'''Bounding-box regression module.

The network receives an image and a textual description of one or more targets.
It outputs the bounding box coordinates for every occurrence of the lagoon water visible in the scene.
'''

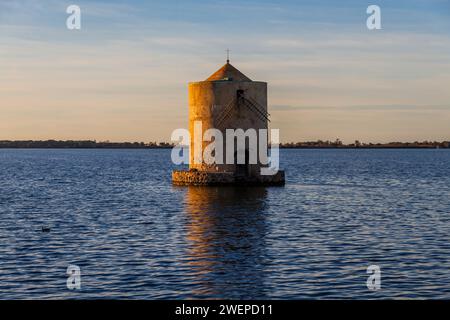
[1,149,450,299]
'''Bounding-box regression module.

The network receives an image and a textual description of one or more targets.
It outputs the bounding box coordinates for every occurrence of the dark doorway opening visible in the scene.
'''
[234,149,250,177]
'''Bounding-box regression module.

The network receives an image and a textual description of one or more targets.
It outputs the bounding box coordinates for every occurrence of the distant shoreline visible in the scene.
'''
[0,140,449,149]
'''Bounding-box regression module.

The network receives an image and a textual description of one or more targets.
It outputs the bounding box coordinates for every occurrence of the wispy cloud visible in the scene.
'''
[272,104,450,111]
[1,0,449,141]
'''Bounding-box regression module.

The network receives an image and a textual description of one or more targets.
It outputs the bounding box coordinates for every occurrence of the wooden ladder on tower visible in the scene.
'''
[215,96,270,131]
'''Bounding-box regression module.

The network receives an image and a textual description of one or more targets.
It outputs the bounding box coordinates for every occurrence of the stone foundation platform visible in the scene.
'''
[172,170,285,186]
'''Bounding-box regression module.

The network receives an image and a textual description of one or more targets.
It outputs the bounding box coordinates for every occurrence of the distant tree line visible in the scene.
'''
[0,140,174,149]
[280,139,450,149]
[0,139,449,149]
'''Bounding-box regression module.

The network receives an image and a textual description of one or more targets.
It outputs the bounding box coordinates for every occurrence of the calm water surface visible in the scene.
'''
[1,149,450,299]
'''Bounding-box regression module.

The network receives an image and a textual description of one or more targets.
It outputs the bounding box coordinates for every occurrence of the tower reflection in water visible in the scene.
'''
[182,186,269,299]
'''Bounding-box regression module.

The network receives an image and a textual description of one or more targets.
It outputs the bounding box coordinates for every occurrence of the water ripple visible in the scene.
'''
[0,149,450,299]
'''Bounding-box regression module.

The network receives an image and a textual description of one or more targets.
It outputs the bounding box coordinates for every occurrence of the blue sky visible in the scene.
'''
[1,0,449,142]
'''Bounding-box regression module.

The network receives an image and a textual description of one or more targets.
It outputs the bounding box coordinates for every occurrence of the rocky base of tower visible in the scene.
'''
[172,170,285,186]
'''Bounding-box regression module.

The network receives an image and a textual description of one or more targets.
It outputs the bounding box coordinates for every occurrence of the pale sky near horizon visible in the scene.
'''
[1,0,450,143]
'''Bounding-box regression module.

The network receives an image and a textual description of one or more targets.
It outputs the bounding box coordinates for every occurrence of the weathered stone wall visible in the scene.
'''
[172,170,285,186]
[172,170,235,186]
[188,80,268,177]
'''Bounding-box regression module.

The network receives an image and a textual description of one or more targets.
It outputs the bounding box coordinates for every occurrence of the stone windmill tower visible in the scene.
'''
[172,57,285,186]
